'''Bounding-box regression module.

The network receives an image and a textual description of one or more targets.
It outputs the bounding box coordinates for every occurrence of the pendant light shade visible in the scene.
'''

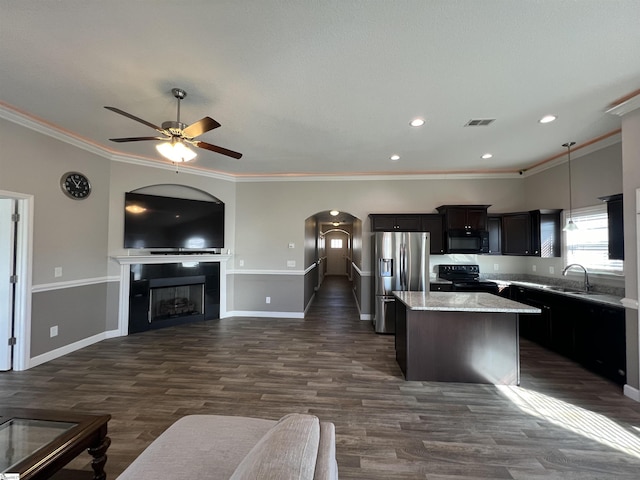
[562,141,577,232]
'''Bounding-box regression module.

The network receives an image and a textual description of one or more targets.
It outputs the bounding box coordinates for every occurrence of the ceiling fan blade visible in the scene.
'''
[182,117,222,138]
[104,106,164,133]
[108,136,166,143]
[194,141,243,159]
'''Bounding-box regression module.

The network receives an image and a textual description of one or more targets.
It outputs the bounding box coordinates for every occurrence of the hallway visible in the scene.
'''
[307,275,361,324]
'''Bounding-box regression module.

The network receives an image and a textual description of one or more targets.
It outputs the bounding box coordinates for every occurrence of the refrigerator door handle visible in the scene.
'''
[420,233,427,291]
[399,243,406,290]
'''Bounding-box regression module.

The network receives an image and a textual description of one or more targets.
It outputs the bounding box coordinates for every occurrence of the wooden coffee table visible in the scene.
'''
[0,408,111,480]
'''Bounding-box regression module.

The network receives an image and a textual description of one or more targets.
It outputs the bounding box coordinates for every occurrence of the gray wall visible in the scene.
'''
[519,142,625,285]
[622,109,640,391]
[0,118,112,356]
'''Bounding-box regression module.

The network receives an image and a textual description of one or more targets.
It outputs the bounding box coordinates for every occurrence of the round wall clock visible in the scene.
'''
[60,171,92,200]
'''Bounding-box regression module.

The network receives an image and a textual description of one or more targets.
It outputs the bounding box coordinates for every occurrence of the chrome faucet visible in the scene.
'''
[562,263,592,292]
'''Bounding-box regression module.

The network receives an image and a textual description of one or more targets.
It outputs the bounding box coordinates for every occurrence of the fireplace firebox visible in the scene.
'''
[149,276,205,322]
[129,263,220,334]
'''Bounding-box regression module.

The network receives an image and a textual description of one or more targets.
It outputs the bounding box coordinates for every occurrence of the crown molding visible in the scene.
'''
[606,89,640,116]
[0,102,616,183]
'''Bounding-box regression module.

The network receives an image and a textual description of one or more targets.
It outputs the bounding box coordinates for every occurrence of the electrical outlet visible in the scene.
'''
[54,267,62,277]
[549,266,555,274]
[287,260,296,267]
[288,243,295,249]
[265,296,271,304]
[532,265,537,272]
[493,264,499,271]
[50,326,58,337]
[239,260,244,267]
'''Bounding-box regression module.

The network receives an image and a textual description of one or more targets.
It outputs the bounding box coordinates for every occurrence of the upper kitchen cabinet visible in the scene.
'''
[369,214,422,232]
[487,215,502,255]
[599,194,624,260]
[421,214,445,254]
[502,209,561,257]
[436,205,490,231]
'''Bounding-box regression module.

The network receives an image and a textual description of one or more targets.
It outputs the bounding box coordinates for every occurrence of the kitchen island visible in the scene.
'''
[394,291,540,385]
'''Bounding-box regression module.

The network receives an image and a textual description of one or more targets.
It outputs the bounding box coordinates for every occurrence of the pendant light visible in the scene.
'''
[563,141,578,231]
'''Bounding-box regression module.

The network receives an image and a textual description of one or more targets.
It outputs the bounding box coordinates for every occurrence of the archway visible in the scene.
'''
[304,210,367,318]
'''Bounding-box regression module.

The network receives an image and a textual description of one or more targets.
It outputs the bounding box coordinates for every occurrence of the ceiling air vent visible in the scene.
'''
[464,119,495,127]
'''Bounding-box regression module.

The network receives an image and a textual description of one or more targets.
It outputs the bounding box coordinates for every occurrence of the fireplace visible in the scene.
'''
[149,276,205,323]
[128,262,220,334]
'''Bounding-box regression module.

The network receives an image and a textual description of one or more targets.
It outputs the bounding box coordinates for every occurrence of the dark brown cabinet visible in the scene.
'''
[370,213,445,254]
[370,214,422,232]
[502,213,532,255]
[487,215,502,255]
[599,194,624,260]
[502,210,561,257]
[421,214,445,254]
[436,205,489,231]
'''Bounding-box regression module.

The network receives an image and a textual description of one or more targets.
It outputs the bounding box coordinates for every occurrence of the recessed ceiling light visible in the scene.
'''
[390,154,400,161]
[330,210,339,216]
[539,115,557,124]
[410,118,425,127]
[481,153,493,159]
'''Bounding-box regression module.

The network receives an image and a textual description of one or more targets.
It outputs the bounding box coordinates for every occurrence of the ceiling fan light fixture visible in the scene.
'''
[156,140,197,163]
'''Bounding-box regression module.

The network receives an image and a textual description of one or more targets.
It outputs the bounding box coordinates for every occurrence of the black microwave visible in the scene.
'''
[445,230,489,254]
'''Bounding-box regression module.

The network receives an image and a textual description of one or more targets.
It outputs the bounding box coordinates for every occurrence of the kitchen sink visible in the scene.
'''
[542,286,578,293]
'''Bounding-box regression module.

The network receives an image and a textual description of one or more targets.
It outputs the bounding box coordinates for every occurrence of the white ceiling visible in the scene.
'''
[2,1,639,178]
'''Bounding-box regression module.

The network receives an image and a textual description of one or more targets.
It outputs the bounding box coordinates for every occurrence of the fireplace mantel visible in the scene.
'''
[112,254,231,336]
[113,254,231,265]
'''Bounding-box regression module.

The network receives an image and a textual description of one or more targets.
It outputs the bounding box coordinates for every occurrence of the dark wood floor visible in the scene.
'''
[2,275,640,479]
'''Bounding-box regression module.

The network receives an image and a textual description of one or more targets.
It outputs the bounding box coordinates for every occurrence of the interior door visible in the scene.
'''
[326,231,348,275]
[0,199,16,371]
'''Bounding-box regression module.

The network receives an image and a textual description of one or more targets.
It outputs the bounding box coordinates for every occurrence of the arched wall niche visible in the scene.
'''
[131,184,223,203]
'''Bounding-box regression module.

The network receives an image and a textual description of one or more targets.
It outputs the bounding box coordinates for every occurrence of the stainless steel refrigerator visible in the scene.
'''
[373,231,430,334]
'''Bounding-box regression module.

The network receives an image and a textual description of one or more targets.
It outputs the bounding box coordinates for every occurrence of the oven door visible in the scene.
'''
[453,281,499,293]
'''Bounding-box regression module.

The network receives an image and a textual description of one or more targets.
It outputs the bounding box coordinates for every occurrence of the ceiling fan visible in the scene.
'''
[104,88,242,162]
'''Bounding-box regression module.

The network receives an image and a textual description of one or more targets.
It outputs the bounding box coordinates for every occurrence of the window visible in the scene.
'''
[330,238,343,249]
[564,204,623,274]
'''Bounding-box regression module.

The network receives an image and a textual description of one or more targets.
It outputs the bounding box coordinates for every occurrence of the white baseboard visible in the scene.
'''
[29,329,121,368]
[224,311,305,319]
[623,384,640,402]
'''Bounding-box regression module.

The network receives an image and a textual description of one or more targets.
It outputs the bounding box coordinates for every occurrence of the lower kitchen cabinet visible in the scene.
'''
[512,286,551,348]
[574,303,626,385]
[512,285,626,385]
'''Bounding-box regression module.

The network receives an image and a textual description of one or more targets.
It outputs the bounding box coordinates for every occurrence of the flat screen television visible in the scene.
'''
[124,192,224,250]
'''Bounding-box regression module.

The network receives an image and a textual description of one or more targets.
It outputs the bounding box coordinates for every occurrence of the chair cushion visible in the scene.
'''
[314,422,338,480]
[116,415,277,480]
[229,413,320,480]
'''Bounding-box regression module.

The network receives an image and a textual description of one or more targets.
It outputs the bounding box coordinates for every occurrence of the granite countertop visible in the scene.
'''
[394,291,541,314]
[489,279,624,308]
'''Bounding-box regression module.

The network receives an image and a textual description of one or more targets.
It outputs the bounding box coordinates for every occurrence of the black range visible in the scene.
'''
[436,264,499,293]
